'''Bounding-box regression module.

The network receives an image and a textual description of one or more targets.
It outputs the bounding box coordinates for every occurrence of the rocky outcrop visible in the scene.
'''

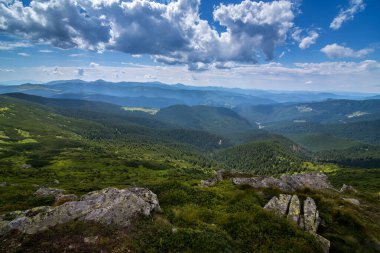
[200,178,218,187]
[233,176,291,191]
[339,184,358,194]
[0,187,160,235]
[233,172,333,192]
[200,170,224,187]
[35,187,66,198]
[264,194,329,253]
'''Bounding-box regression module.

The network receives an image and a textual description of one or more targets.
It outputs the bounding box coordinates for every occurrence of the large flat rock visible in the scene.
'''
[0,187,160,235]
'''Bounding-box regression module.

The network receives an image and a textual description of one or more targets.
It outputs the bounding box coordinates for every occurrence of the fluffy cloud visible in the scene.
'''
[0,0,296,69]
[330,0,366,30]
[17,52,29,56]
[321,43,373,58]
[298,31,319,49]
[292,28,319,49]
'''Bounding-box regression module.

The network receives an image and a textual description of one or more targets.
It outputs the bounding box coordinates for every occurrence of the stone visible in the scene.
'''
[233,172,333,192]
[264,194,292,216]
[0,182,7,187]
[339,184,358,194]
[232,177,292,191]
[287,195,301,224]
[313,233,331,253]
[343,198,360,206]
[21,164,32,169]
[83,236,98,244]
[35,187,66,198]
[0,187,160,235]
[304,197,320,233]
[200,178,218,187]
[200,170,224,187]
[280,172,333,191]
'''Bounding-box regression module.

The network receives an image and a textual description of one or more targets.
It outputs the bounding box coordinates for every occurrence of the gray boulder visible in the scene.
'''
[313,233,331,253]
[339,184,358,194]
[233,172,333,192]
[200,170,224,187]
[0,187,160,235]
[200,178,218,187]
[280,173,333,191]
[35,187,66,198]
[232,176,292,191]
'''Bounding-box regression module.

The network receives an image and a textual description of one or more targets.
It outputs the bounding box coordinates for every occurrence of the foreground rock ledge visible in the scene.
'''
[0,187,161,235]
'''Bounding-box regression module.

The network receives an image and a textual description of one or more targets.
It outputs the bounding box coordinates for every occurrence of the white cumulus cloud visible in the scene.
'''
[292,28,319,49]
[321,43,373,58]
[330,0,366,30]
[0,0,296,70]
[299,31,319,49]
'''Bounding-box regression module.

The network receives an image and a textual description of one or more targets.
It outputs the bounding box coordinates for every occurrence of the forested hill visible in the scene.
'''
[155,105,254,135]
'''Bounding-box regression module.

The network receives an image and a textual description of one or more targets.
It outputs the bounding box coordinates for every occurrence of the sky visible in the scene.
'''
[0,0,379,92]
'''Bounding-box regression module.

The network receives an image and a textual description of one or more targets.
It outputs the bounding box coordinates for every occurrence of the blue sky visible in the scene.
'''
[0,0,379,92]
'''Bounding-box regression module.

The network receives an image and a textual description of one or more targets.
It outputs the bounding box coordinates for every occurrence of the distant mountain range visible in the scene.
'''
[0,79,377,108]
